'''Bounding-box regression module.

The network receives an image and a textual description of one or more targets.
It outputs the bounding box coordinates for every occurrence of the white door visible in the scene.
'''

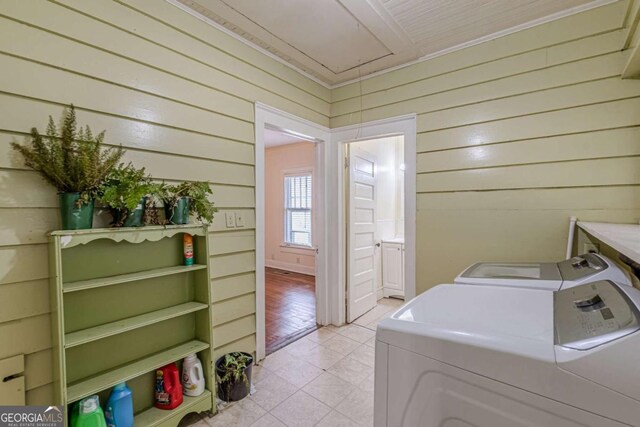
[347,145,378,322]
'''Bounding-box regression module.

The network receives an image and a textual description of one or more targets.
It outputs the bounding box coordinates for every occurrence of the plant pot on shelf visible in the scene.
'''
[112,197,147,227]
[164,197,190,225]
[216,352,253,402]
[59,192,94,230]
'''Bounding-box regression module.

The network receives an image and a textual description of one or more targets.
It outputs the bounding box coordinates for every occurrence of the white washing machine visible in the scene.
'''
[454,252,631,290]
[374,281,640,427]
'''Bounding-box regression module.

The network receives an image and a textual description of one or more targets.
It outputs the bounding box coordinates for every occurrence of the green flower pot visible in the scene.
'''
[164,197,190,225]
[113,197,147,227]
[59,192,94,230]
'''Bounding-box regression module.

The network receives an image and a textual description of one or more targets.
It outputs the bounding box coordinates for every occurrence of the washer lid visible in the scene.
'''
[377,284,555,361]
[455,262,562,290]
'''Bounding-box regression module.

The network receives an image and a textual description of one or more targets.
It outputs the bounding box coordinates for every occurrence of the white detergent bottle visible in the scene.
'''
[182,354,205,396]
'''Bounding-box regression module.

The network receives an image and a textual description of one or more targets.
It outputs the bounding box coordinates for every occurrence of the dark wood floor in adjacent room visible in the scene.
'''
[266,267,317,355]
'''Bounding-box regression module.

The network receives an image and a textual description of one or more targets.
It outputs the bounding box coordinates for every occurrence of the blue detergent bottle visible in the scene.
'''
[104,383,134,427]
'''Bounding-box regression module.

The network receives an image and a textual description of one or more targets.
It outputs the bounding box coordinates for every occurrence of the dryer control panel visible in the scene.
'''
[558,253,608,282]
[554,280,640,350]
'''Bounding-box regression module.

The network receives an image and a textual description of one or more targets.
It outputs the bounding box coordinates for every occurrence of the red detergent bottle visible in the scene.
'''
[154,363,183,410]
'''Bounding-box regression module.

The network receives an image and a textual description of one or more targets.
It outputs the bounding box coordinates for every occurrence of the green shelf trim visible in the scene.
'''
[67,340,210,403]
[50,225,208,249]
[134,390,212,427]
[65,302,209,348]
[63,264,208,293]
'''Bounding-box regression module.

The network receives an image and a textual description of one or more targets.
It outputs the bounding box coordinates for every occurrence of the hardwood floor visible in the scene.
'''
[266,267,317,354]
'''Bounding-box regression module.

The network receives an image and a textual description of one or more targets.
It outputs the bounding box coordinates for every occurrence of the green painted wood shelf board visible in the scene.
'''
[50,225,208,249]
[65,302,209,348]
[63,264,208,293]
[67,340,209,403]
[134,390,212,427]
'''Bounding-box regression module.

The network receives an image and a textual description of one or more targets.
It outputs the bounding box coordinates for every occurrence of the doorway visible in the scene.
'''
[345,136,406,323]
[329,114,417,326]
[263,129,318,354]
[255,103,331,361]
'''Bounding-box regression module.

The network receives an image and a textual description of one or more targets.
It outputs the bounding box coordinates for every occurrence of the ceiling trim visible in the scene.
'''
[167,0,618,90]
[331,0,619,88]
[165,0,333,88]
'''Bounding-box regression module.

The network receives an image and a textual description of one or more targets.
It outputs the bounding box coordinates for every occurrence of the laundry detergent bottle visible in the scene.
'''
[74,395,107,427]
[155,363,183,410]
[181,354,205,397]
[104,382,133,427]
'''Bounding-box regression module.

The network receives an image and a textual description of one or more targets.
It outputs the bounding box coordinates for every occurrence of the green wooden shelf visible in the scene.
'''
[63,264,208,293]
[67,340,210,403]
[134,390,213,427]
[50,226,215,425]
[65,302,209,348]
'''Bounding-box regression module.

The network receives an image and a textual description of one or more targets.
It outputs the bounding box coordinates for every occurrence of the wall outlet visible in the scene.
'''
[583,242,600,254]
[235,211,246,227]
[225,212,236,228]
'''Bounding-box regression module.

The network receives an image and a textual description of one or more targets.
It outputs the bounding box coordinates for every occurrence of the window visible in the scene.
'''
[284,173,312,247]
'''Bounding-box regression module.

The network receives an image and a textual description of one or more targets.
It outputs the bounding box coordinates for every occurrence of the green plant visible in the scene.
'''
[10,105,124,206]
[217,352,251,394]
[160,181,218,223]
[99,163,153,226]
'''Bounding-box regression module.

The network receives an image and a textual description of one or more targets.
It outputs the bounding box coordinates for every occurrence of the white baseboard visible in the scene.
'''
[266,259,316,276]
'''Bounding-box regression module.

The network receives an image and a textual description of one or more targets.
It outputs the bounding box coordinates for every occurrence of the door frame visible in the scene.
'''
[255,103,331,361]
[330,115,417,325]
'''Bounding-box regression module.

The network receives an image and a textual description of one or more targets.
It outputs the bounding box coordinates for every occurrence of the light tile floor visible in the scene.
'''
[184,298,404,427]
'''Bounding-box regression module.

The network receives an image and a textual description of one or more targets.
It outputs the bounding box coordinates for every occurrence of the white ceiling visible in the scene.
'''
[177,0,609,86]
[264,128,310,148]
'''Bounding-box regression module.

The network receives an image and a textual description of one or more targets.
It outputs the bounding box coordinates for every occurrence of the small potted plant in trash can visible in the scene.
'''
[10,104,124,230]
[99,163,153,227]
[159,181,217,225]
[216,352,254,401]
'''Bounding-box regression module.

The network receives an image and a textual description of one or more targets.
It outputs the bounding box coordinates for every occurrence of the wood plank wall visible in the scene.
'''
[331,0,640,294]
[2,0,640,406]
[0,0,329,405]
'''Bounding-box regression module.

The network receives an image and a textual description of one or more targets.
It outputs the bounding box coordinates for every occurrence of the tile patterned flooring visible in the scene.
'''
[184,297,404,427]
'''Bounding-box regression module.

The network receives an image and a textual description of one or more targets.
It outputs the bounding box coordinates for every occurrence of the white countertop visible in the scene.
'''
[577,221,640,264]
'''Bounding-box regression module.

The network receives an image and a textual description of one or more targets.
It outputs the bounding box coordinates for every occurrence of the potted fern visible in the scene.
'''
[11,105,124,230]
[99,163,153,227]
[215,352,254,402]
[159,181,218,225]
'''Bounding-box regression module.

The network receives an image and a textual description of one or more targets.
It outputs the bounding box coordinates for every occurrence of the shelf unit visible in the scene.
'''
[49,225,215,426]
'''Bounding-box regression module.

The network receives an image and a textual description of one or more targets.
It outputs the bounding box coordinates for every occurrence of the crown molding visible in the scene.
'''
[167,0,618,90]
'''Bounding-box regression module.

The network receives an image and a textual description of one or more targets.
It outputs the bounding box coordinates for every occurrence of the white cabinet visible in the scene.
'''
[382,241,404,298]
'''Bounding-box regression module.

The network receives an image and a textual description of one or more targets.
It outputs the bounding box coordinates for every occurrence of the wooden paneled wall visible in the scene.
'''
[0,0,329,404]
[2,0,640,406]
[332,0,640,294]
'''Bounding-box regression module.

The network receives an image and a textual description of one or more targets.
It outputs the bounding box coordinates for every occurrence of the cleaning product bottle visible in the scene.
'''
[104,382,133,427]
[74,395,107,427]
[181,354,205,397]
[70,402,80,427]
[183,234,194,266]
[155,363,183,410]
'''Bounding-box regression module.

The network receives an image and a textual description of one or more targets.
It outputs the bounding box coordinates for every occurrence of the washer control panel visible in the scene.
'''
[558,253,607,282]
[554,280,640,350]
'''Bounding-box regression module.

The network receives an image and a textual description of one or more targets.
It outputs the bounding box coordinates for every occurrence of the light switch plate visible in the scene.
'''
[225,212,236,228]
[235,211,245,227]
